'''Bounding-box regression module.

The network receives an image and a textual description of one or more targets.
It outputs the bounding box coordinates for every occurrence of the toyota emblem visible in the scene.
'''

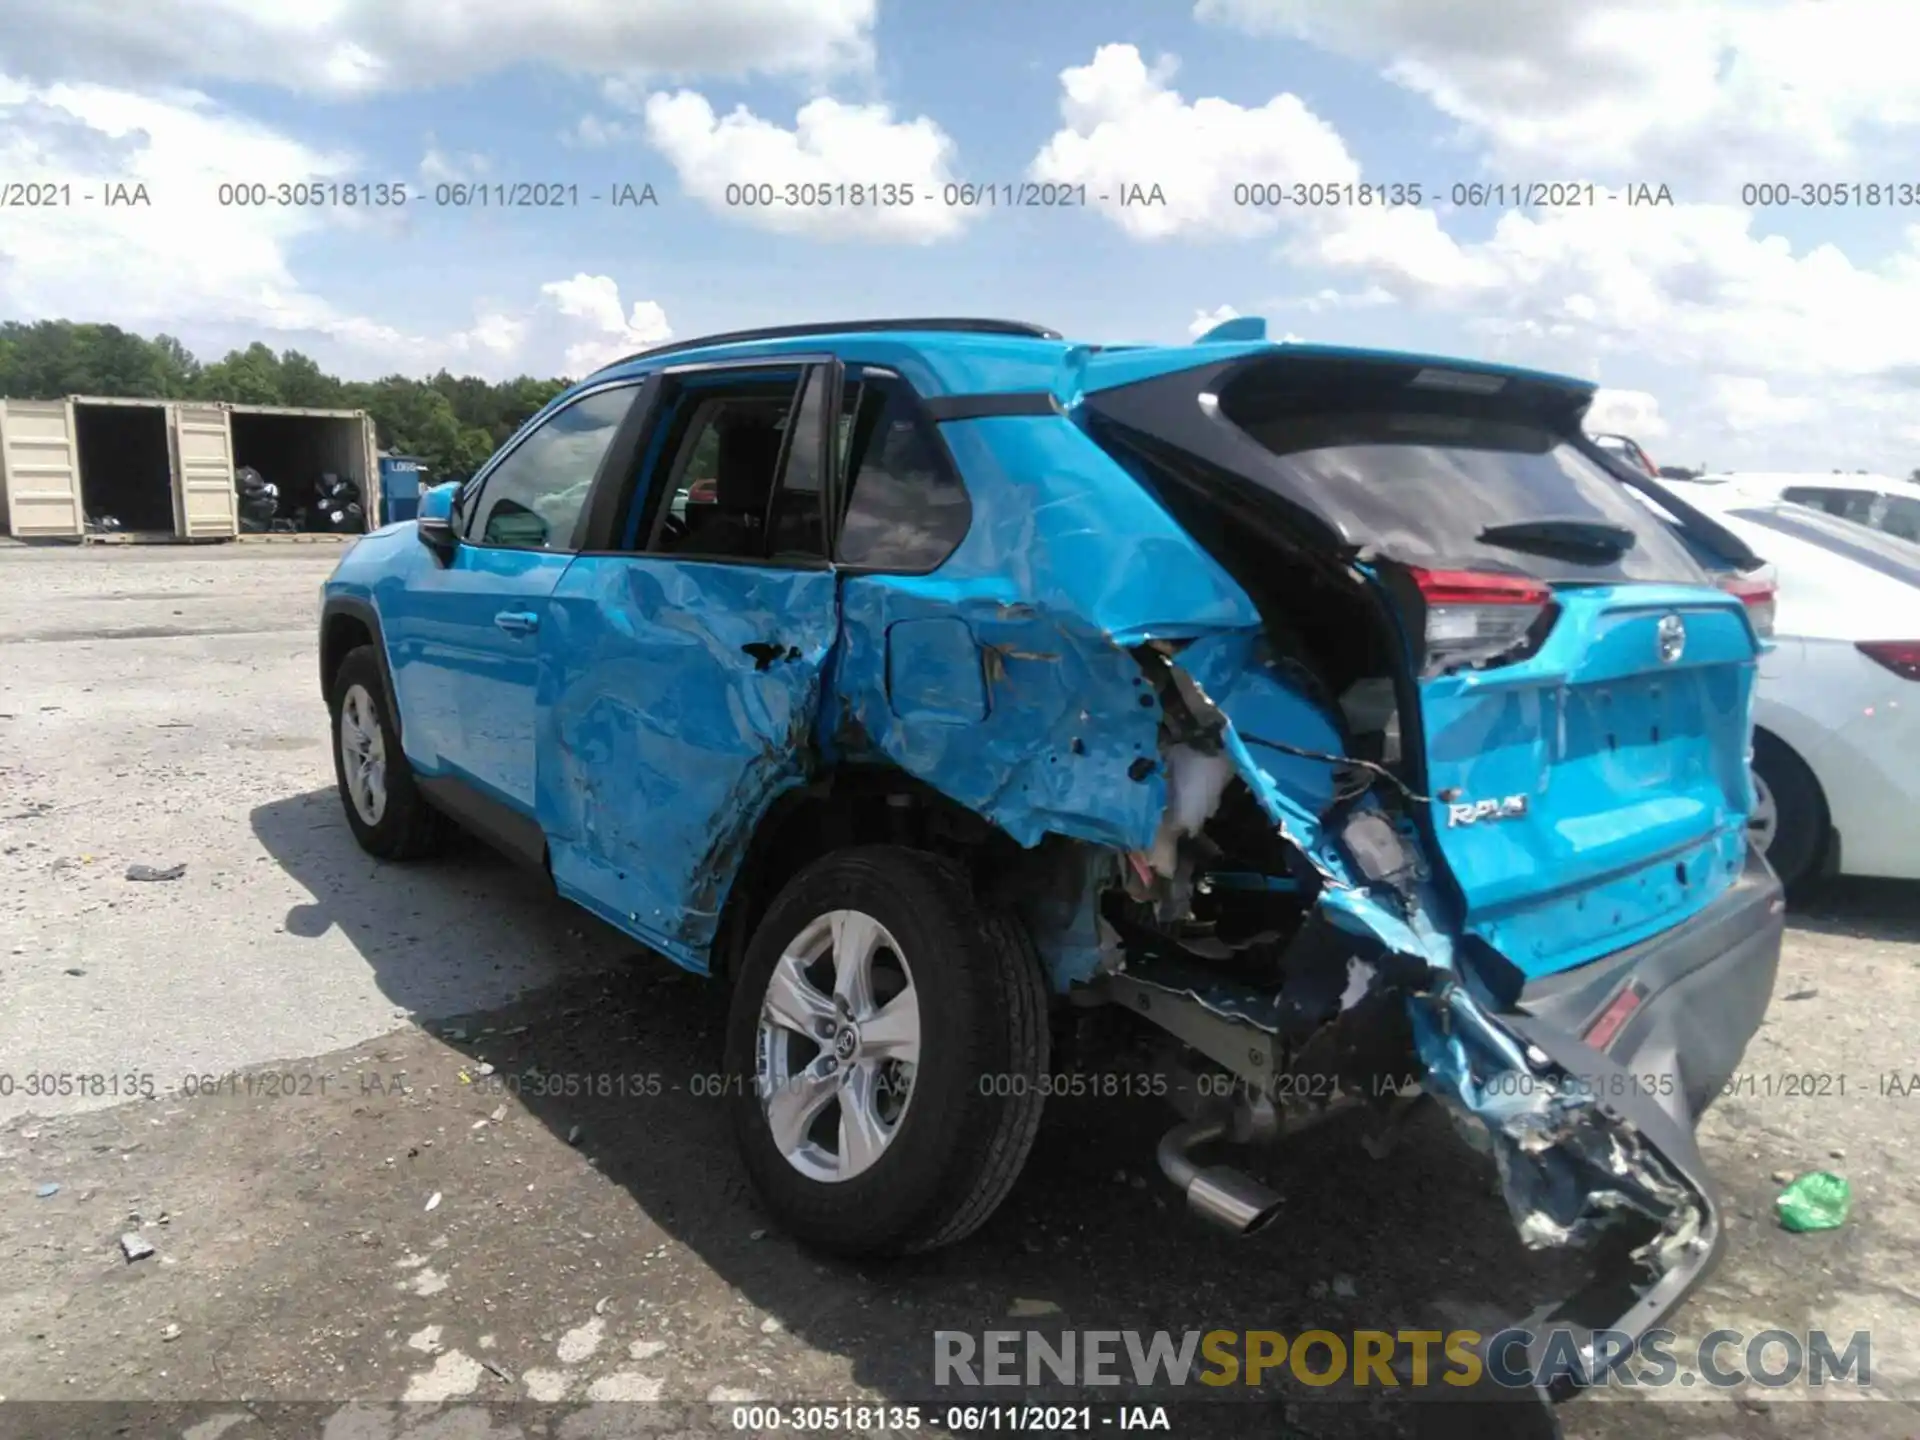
[1656,614,1686,664]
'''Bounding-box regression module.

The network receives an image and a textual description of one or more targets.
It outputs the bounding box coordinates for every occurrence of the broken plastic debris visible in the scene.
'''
[424,1191,442,1212]
[120,1233,156,1261]
[125,863,186,882]
[34,1182,60,1199]
[1776,1171,1850,1232]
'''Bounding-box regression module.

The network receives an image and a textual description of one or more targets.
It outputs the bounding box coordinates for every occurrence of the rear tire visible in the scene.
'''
[1750,730,1827,893]
[329,645,446,860]
[724,846,1049,1256]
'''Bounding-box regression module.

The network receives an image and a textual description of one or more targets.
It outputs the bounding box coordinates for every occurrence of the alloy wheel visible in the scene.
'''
[338,683,389,827]
[754,909,921,1183]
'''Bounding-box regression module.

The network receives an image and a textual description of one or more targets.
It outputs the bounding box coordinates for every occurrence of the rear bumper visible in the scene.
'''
[1475,849,1786,1402]
[1516,847,1786,1126]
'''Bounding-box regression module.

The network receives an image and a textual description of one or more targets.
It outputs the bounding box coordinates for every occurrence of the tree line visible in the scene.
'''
[0,320,572,482]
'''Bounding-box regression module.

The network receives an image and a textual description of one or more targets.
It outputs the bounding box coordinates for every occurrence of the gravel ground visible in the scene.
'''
[2,541,1917,1440]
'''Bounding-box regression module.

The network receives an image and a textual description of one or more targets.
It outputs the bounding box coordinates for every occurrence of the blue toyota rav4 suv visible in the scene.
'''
[320,316,1782,1398]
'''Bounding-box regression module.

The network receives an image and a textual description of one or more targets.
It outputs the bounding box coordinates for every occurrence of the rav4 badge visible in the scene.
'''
[1446,795,1529,827]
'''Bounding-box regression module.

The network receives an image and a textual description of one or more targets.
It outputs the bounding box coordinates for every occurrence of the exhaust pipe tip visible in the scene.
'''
[1184,1165,1284,1236]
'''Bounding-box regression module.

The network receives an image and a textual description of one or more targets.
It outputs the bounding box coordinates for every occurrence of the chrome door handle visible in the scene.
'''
[493,610,539,634]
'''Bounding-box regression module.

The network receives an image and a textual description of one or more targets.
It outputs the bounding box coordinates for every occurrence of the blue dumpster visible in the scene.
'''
[378,456,428,526]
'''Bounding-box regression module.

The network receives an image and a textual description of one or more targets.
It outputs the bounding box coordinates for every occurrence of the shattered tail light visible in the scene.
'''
[1856,640,1920,681]
[1716,573,1776,639]
[1409,568,1553,674]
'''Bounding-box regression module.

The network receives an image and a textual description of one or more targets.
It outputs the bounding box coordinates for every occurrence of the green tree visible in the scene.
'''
[0,318,574,479]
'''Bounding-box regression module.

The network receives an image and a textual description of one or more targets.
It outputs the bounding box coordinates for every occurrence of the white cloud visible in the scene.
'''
[0,0,876,95]
[419,134,487,185]
[1301,202,1920,383]
[0,75,383,342]
[1194,0,1920,189]
[0,79,666,382]
[640,91,966,243]
[565,114,637,150]
[362,276,670,380]
[1295,285,1395,312]
[537,274,672,374]
[1293,196,1920,468]
[1585,387,1670,440]
[1189,304,1242,337]
[1028,44,1359,240]
[1703,375,1820,432]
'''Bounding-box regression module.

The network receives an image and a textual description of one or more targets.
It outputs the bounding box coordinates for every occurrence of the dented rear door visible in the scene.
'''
[537,362,841,967]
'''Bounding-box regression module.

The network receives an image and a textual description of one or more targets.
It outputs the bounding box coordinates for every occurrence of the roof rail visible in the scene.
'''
[590,317,1063,372]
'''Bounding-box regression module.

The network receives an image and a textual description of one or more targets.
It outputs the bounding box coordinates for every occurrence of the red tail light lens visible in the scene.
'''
[1716,574,1776,639]
[1857,641,1920,681]
[1409,568,1554,673]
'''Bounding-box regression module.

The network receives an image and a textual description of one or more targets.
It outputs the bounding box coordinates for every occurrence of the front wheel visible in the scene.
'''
[328,645,446,860]
[724,846,1049,1256]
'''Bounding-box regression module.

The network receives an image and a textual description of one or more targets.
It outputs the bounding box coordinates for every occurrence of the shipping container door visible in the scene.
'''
[359,414,382,528]
[170,404,236,537]
[0,399,83,537]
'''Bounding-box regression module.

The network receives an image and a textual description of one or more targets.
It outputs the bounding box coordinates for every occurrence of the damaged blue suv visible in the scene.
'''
[319,316,1782,1394]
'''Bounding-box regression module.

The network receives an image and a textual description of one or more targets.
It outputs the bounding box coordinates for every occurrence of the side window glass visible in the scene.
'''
[1883,496,1920,542]
[1782,487,1846,519]
[836,375,970,569]
[464,386,634,549]
[647,374,800,560]
[641,369,831,564]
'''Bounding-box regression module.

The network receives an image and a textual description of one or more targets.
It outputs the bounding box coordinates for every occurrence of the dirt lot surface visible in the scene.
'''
[2,542,1918,1440]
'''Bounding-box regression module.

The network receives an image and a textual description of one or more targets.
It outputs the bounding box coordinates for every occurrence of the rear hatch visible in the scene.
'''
[1080,347,1760,979]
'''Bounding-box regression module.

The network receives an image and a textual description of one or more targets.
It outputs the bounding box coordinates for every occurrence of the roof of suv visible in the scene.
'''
[581,316,1599,403]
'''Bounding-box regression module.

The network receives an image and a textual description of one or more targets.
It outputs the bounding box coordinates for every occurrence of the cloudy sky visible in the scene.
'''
[3,0,1917,472]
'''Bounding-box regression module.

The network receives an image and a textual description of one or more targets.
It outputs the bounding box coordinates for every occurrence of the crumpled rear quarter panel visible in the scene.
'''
[826,413,1262,852]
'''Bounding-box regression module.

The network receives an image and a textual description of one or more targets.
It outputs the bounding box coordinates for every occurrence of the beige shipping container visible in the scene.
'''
[224,403,381,537]
[0,397,380,539]
[171,403,238,537]
[0,398,84,537]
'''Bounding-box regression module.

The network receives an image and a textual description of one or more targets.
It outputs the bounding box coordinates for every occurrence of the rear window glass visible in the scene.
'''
[1222,406,1706,583]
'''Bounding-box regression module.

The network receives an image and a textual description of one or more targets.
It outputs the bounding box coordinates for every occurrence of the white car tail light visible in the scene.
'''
[1716,573,1776,639]
[1410,568,1554,674]
[1857,640,1920,680]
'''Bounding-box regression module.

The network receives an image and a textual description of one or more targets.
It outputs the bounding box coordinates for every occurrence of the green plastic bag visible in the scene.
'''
[1776,1171,1851,1232]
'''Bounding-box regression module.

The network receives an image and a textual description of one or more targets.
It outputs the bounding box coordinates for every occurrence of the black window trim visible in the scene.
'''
[830,364,975,577]
[456,377,648,553]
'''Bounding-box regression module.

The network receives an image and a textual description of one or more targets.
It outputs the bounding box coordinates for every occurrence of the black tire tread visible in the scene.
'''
[908,870,1049,1252]
[1752,729,1826,894]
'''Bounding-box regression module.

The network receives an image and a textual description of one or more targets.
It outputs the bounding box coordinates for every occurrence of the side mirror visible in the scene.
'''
[416,480,463,560]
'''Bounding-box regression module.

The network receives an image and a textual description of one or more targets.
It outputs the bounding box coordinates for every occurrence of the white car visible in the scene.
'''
[1643,482,1920,888]
[1690,470,1920,546]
